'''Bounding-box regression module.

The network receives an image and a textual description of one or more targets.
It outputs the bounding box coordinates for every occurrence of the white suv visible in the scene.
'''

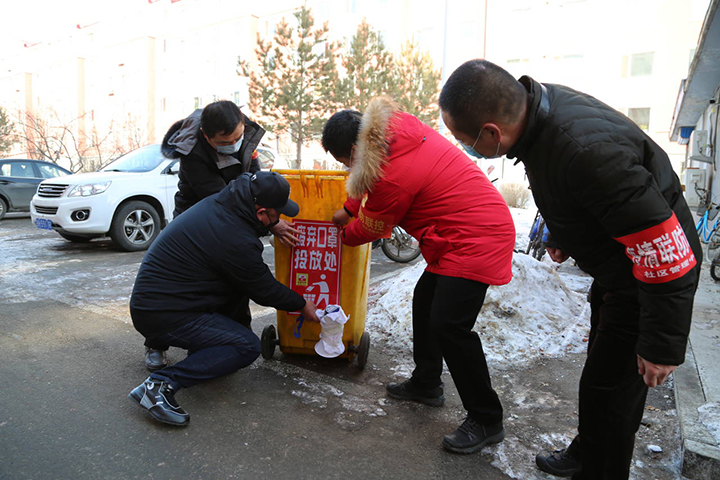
[31,145,178,251]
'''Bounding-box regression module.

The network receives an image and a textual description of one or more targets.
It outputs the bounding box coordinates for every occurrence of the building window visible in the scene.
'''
[628,108,650,131]
[233,91,240,105]
[194,97,201,109]
[630,52,654,77]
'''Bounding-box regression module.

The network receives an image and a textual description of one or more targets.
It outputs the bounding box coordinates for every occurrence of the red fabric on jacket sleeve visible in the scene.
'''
[341,183,413,247]
[343,197,361,217]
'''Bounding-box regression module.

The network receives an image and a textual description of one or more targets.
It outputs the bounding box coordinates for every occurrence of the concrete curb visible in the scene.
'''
[675,261,720,480]
[675,343,720,479]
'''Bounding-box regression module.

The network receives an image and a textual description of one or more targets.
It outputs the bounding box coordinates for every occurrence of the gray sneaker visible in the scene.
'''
[129,377,189,426]
[386,379,444,407]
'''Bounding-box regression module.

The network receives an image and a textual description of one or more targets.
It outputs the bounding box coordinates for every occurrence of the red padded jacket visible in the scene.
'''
[342,97,515,286]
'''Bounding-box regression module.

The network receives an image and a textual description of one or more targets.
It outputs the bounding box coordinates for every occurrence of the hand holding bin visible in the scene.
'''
[260,170,372,369]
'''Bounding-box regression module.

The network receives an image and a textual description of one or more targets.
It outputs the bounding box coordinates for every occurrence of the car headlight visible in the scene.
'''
[67,181,112,197]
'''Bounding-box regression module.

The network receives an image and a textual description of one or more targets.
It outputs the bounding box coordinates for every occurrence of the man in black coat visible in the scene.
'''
[149,101,298,371]
[128,171,319,426]
[439,60,702,479]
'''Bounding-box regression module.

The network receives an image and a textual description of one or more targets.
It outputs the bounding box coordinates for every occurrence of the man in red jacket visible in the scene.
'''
[321,98,516,454]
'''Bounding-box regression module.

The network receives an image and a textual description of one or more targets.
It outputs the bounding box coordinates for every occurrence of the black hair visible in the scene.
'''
[321,110,363,158]
[439,59,527,137]
[200,100,244,138]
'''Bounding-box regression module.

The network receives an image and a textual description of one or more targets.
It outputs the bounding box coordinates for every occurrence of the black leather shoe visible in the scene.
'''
[386,379,444,407]
[128,377,189,426]
[535,447,582,477]
[442,417,505,454]
[145,348,167,371]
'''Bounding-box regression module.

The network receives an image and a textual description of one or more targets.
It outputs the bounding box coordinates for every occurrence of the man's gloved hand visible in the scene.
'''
[269,219,300,248]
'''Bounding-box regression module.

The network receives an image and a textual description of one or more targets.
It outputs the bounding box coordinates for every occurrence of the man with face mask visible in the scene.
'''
[440,59,702,479]
[128,171,320,426]
[162,100,264,217]
[152,101,299,372]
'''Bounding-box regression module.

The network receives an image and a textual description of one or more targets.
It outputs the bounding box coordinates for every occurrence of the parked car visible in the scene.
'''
[0,159,72,220]
[30,144,178,251]
[257,145,279,170]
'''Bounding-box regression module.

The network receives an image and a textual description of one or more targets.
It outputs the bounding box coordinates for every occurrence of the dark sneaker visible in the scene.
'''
[145,348,168,372]
[442,417,505,454]
[128,377,189,426]
[386,379,444,407]
[535,447,582,477]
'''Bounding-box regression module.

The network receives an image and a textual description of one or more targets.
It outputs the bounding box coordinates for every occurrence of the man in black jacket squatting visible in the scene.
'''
[128,171,319,426]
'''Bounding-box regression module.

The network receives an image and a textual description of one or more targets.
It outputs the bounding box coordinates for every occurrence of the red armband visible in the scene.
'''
[614,213,697,284]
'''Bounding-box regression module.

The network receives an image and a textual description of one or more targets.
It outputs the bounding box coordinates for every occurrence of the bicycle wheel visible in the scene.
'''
[381,227,421,263]
[531,220,547,260]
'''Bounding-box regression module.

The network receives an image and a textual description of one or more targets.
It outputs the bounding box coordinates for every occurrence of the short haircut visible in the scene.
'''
[321,110,363,158]
[201,100,244,138]
[439,59,527,137]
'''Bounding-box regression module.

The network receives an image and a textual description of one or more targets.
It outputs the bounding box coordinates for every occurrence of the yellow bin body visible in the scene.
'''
[273,170,371,359]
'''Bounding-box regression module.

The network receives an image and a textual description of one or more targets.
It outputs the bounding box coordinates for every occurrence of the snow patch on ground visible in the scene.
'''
[698,402,720,444]
[366,206,592,368]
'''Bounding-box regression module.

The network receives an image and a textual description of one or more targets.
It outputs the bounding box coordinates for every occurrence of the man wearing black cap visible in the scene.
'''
[128,171,319,426]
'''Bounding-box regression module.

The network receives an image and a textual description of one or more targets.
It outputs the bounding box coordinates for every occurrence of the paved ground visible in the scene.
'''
[0,214,689,479]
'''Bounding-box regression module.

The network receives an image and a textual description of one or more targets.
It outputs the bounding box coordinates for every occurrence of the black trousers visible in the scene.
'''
[411,271,503,425]
[573,282,648,480]
[145,296,252,350]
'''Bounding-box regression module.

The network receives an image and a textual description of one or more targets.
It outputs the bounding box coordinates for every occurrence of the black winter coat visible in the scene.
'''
[507,76,702,366]
[130,173,305,337]
[162,111,265,216]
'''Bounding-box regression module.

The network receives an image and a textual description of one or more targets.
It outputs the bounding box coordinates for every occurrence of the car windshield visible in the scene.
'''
[101,145,165,173]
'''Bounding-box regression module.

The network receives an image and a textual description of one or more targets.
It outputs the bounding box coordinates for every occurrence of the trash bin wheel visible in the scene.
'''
[261,324,277,360]
[357,332,370,369]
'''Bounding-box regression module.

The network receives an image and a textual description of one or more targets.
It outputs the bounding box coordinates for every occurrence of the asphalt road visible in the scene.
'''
[0,214,684,480]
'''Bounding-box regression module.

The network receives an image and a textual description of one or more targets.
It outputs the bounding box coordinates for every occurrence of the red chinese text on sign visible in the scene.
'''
[289,220,342,312]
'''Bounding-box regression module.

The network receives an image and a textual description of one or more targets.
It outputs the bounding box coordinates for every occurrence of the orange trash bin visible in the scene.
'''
[260,169,372,368]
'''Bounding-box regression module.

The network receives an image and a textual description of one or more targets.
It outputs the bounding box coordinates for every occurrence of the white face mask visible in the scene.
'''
[216,135,243,154]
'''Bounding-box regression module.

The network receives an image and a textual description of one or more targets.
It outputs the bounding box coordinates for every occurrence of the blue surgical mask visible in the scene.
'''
[460,129,501,159]
[216,136,243,154]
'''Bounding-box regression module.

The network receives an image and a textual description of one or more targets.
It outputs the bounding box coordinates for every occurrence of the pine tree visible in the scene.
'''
[335,20,395,112]
[0,106,14,155]
[239,5,338,168]
[391,40,441,128]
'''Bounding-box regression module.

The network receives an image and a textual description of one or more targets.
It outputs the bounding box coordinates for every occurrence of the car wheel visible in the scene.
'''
[0,198,7,220]
[58,232,93,243]
[110,201,161,252]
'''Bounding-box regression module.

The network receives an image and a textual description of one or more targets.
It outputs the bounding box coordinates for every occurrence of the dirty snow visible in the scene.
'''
[366,207,593,367]
[698,402,720,444]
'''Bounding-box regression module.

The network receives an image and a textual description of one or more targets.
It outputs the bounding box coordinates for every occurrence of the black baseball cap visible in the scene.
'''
[250,171,299,217]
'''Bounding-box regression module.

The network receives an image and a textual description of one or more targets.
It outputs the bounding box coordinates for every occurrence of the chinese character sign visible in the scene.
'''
[616,213,697,284]
[290,220,342,311]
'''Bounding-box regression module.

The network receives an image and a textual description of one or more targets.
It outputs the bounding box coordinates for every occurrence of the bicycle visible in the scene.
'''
[694,183,720,281]
[525,210,550,261]
[372,225,422,263]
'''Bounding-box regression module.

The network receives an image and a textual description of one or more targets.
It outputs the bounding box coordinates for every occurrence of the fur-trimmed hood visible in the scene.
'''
[347,96,426,199]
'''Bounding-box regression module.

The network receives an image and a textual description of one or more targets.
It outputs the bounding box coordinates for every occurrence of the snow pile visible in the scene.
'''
[366,207,593,366]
